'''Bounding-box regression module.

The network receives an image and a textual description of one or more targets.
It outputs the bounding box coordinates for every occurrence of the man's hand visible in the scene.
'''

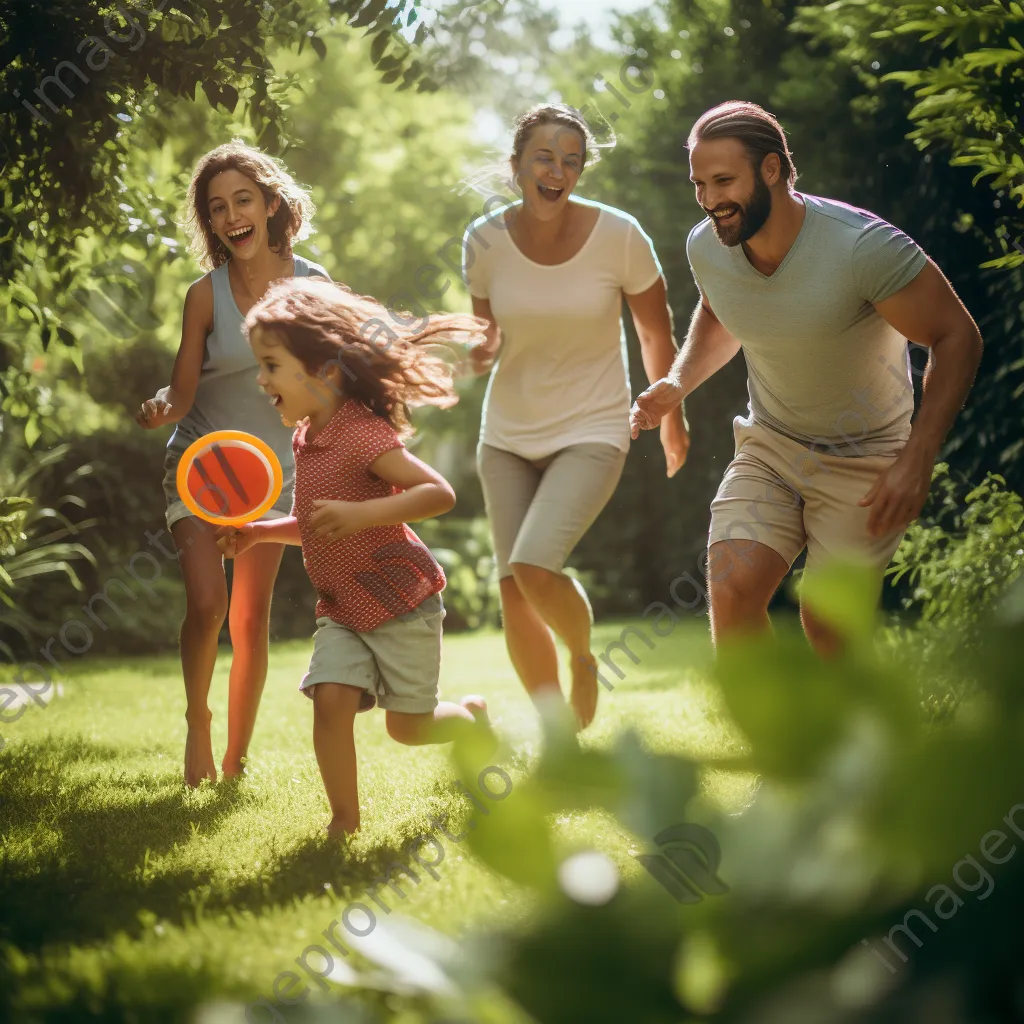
[136,386,174,429]
[660,410,691,479]
[310,500,371,541]
[216,523,261,558]
[630,378,685,439]
[859,451,934,537]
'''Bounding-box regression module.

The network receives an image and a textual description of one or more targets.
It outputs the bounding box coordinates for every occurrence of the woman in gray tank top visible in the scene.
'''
[136,142,329,787]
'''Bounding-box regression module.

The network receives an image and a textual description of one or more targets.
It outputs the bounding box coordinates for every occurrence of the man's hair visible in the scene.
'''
[687,101,798,188]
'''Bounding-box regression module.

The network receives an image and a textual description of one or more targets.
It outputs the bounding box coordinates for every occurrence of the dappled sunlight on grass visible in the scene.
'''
[0,618,743,1018]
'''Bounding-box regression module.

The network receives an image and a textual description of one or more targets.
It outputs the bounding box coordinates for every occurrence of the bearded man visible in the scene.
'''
[630,101,983,654]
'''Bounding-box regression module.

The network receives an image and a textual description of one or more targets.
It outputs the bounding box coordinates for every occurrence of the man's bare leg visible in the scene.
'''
[707,539,789,647]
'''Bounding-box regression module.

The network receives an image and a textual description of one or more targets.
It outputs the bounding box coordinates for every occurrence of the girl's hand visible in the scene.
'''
[660,409,691,479]
[136,386,174,429]
[216,523,260,558]
[310,500,370,541]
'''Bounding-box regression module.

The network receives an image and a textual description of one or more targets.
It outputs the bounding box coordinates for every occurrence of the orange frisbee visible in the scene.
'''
[176,430,283,527]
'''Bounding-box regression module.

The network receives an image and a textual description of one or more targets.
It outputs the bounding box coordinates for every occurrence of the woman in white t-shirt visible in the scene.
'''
[462,104,689,730]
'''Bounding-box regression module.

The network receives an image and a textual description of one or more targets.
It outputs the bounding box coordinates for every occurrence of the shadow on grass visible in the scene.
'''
[0,735,238,952]
[0,735,472,954]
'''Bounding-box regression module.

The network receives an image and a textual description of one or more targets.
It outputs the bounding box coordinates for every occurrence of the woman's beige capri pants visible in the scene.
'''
[477,441,627,580]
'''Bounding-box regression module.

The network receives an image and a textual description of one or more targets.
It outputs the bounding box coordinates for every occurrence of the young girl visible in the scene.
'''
[136,141,330,787]
[218,277,494,838]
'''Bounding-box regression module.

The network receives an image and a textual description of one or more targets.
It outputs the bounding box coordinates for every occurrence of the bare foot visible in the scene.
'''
[326,815,358,840]
[570,654,599,731]
[221,756,247,780]
[184,724,217,787]
[460,694,498,759]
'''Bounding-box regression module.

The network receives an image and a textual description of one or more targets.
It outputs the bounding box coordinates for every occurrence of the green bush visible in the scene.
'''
[415,516,501,632]
[413,562,1024,1024]
[0,444,98,660]
[889,465,1024,638]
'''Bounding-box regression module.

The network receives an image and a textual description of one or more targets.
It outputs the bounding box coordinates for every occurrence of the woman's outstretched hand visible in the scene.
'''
[660,412,691,479]
[136,386,174,429]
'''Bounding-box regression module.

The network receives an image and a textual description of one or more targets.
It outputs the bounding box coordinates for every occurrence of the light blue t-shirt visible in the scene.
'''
[168,254,330,506]
[687,193,928,456]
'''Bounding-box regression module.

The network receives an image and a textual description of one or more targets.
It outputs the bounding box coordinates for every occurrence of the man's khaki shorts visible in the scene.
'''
[708,418,906,574]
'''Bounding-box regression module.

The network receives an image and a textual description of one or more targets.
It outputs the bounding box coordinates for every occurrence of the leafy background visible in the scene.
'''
[0,2,1022,1019]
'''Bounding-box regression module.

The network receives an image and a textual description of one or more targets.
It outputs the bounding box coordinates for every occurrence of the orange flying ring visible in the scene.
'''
[176,430,284,527]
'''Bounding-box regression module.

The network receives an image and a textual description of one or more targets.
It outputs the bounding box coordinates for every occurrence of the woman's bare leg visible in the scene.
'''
[311,683,363,837]
[509,563,597,728]
[497,575,565,710]
[170,517,229,787]
[222,541,285,777]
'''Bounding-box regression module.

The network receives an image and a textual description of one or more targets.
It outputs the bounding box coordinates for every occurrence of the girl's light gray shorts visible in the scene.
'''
[477,441,627,581]
[299,592,445,715]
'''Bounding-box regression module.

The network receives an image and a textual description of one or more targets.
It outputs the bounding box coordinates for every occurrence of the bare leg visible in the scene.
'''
[171,517,229,787]
[707,540,790,648]
[510,563,597,728]
[497,575,565,711]
[222,541,285,778]
[799,603,845,658]
[311,683,363,838]
[385,696,496,757]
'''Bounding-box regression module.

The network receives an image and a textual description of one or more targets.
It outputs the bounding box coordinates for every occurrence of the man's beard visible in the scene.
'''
[708,175,773,247]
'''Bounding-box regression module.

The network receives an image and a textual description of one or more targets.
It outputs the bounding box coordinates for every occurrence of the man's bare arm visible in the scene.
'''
[859,259,983,536]
[630,294,742,437]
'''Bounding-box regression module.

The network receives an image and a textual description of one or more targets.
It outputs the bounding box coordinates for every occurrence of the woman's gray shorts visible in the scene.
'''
[161,446,293,531]
[477,442,627,581]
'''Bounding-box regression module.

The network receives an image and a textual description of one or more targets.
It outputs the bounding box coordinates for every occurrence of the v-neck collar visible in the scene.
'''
[736,193,811,283]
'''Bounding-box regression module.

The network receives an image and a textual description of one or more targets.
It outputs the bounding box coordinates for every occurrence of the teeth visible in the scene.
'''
[228,226,253,238]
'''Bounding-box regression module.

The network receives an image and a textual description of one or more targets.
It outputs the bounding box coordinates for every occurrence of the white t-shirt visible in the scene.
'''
[462,198,663,460]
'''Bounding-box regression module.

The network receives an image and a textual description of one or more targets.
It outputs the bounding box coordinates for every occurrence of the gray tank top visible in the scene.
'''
[168,255,329,505]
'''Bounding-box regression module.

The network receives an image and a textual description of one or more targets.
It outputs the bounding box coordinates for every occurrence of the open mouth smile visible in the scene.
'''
[538,183,565,202]
[226,225,255,247]
[711,208,739,226]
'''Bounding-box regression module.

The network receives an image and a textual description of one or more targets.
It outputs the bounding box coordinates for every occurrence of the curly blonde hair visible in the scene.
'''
[183,140,316,270]
[245,278,487,437]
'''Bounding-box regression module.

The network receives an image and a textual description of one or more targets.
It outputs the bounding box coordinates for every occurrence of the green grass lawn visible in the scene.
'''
[0,618,754,1022]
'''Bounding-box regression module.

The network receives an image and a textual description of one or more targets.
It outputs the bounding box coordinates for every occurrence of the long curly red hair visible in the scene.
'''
[244,278,486,436]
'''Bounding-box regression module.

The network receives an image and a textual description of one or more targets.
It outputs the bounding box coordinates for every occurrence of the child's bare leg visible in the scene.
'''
[171,518,229,787]
[222,542,285,778]
[312,683,364,837]
[385,696,495,752]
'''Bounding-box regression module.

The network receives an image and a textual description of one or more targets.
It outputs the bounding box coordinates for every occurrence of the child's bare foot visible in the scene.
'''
[460,695,499,760]
[570,654,599,731]
[184,724,217,787]
[326,814,358,840]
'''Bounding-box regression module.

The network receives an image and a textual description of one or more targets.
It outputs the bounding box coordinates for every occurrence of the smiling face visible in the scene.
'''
[207,168,281,260]
[512,121,585,220]
[250,326,340,428]
[689,137,775,247]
